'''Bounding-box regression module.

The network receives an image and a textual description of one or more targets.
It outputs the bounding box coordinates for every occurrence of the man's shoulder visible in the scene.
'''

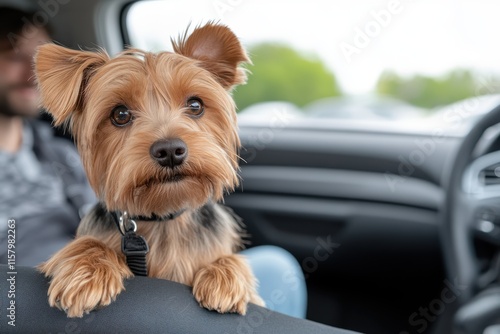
[26,118,97,213]
[28,119,77,152]
[27,119,83,173]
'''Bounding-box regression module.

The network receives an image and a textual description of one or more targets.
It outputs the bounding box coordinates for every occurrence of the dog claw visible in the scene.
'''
[38,236,132,318]
[192,255,260,315]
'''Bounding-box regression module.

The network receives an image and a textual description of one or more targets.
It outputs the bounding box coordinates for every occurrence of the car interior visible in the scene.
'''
[1,0,500,333]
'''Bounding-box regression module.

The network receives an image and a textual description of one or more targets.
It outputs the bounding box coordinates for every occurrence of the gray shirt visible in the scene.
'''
[0,121,96,266]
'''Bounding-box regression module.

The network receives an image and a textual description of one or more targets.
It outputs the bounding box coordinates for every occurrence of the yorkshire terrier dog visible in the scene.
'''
[34,23,264,318]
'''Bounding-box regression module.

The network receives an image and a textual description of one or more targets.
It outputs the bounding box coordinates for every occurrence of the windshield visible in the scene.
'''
[125,0,500,128]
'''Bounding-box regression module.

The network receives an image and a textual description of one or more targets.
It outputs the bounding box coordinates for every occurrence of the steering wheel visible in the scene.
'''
[442,104,500,332]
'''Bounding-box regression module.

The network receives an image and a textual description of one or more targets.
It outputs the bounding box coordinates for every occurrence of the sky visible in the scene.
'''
[127,0,500,95]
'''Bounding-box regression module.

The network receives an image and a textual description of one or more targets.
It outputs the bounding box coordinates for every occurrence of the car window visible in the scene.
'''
[125,0,500,127]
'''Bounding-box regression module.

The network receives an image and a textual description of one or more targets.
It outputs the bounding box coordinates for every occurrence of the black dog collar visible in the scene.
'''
[108,209,185,276]
[127,210,186,223]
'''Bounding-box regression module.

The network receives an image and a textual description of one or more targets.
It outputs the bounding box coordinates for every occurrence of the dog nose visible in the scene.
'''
[150,139,187,168]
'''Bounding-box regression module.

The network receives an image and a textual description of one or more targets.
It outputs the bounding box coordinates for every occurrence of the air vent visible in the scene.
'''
[480,163,500,186]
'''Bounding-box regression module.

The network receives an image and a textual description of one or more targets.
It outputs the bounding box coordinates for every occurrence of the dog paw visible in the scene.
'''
[192,255,261,315]
[38,236,132,318]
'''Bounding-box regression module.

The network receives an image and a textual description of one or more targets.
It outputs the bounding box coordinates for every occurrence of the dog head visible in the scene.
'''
[35,23,249,216]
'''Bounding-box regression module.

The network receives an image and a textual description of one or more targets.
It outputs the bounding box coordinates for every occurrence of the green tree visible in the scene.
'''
[376,69,491,109]
[233,43,341,111]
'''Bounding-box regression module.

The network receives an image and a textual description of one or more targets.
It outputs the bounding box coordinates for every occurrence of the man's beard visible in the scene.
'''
[0,83,40,118]
[0,93,19,117]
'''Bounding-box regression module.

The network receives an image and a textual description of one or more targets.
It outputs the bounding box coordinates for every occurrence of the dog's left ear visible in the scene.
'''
[172,23,249,90]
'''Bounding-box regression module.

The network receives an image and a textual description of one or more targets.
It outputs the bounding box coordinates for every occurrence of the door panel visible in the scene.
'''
[225,124,460,333]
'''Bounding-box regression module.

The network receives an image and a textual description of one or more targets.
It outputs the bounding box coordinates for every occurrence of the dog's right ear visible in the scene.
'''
[35,44,109,126]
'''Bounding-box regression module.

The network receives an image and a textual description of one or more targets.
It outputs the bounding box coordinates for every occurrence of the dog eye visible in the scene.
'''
[111,105,133,127]
[186,97,204,117]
